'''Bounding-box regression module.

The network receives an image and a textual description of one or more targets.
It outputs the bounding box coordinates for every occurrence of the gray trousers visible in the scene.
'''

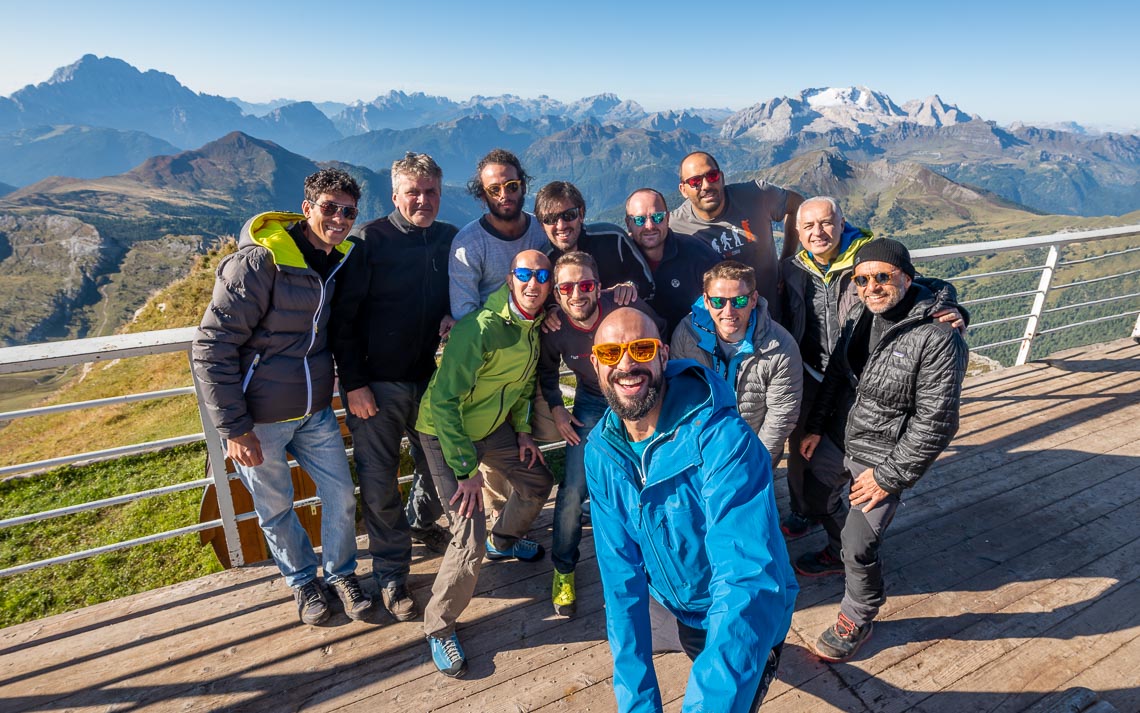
[421,422,554,638]
[808,451,902,627]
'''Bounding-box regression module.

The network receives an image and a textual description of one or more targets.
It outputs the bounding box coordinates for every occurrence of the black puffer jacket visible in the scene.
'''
[806,284,969,494]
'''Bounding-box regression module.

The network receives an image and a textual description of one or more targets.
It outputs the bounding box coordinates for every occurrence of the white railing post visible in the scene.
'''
[1132,313,1140,342]
[188,351,244,567]
[1017,244,1062,366]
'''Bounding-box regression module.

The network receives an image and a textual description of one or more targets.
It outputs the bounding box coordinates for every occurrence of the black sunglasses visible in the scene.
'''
[853,271,898,288]
[540,207,581,225]
[314,201,359,220]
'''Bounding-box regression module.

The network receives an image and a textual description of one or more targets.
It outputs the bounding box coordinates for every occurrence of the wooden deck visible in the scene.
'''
[4,339,1139,712]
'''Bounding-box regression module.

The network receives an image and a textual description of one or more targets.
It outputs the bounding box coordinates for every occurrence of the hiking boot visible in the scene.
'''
[329,575,372,621]
[815,613,873,662]
[293,580,330,625]
[794,549,845,577]
[410,524,452,554]
[552,570,576,617]
[381,582,419,622]
[781,511,816,537]
[427,633,468,678]
[485,536,545,562]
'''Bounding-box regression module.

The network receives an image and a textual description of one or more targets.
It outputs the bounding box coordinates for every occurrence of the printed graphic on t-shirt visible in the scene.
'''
[712,221,757,257]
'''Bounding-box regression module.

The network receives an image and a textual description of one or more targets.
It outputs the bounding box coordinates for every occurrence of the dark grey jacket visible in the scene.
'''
[192,212,353,439]
[806,284,969,494]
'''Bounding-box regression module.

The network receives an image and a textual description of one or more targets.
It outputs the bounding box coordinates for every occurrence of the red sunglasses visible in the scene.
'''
[682,169,722,189]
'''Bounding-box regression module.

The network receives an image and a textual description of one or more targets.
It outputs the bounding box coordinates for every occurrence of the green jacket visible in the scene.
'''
[416,284,543,478]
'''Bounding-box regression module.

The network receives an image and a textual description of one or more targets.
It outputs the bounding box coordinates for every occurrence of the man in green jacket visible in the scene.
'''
[416,249,556,678]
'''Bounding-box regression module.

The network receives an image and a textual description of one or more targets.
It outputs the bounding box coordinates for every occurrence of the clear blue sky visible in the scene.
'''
[3,0,1136,130]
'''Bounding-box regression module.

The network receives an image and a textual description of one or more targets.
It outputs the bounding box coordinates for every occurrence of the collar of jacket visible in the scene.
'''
[795,224,874,283]
[483,283,544,329]
[245,211,353,269]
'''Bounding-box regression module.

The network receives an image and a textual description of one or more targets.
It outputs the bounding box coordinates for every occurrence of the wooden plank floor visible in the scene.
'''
[3,339,1139,713]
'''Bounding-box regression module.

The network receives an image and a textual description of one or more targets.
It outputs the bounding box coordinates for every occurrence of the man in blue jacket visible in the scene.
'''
[584,308,799,712]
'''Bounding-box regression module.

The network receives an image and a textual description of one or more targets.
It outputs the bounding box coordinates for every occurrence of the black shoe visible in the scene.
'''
[329,574,372,621]
[781,511,816,537]
[794,549,845,577]
[411,524,452,554]
[815,613,873,662]
[293,580,330,625]
[381,582,419,622]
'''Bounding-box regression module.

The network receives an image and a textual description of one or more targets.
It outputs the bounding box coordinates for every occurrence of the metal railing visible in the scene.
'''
[1,224,1138,578]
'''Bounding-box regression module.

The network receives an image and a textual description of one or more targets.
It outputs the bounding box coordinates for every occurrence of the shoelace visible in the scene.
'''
[515,539,537,556]
[338,578,365,603]
[440,636,462,663]
[300,584,323,606]
[835,613,858,638]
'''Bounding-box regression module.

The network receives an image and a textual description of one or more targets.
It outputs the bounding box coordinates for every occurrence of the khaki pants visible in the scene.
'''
[480,396,561,517]
[421,422,554,638]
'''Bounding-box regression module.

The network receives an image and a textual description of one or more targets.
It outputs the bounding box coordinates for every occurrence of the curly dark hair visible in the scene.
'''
[304,168,361,204]
[466,148,532,202]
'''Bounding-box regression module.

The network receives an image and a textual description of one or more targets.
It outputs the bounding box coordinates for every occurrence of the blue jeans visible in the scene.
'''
[551,390,608,574]
[230,406,359,588]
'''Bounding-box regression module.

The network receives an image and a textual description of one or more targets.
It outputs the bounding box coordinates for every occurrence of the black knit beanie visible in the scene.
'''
[853,238,915,278]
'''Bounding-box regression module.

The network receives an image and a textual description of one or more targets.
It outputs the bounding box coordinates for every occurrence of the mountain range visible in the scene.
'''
[1,54,1139,347]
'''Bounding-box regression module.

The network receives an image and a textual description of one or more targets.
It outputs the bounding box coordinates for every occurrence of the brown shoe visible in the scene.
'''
[329,575,372,621]
[381,582,419,622]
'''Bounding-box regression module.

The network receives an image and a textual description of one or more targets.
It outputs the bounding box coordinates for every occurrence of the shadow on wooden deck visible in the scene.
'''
[3,339,1139,712]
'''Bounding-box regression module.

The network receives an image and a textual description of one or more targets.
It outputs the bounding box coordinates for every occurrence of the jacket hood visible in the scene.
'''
[241,211,353,269]
[795,223,874,281]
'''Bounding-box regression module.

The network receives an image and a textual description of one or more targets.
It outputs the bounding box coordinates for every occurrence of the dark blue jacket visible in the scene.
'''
[584,360,798,713]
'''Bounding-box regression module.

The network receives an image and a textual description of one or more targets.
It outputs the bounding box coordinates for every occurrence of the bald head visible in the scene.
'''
[595,307,661,347]
[510,249,552,272]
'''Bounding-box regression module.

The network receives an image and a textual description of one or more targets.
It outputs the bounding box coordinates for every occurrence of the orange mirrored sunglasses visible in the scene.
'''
[592,338,661,366]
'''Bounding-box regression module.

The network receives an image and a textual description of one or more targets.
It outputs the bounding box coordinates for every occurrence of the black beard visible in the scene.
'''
[487,199,522,222]
[601,367,664,422]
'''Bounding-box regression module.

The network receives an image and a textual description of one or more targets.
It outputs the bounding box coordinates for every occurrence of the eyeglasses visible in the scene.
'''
[555,279,598,296]
[314,201,359,220]
[682,169,722,189]
[512,267,551,284]
[627,212,667,227]
[485,180,523,198]
[707,294,751,309]
[853,271,898,288]
[540,207,581,225]
[592,338,662,366]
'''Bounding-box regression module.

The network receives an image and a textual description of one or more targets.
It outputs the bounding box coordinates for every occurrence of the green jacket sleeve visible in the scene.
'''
[427,317,485,479]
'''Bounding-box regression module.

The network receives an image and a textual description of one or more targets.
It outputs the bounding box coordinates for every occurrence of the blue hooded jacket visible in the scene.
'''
[584,360,799,713]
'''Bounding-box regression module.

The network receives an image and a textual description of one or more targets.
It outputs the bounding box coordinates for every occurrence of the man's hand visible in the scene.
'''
[450,470,485,519]
[849,467,891,513]
[552,404,584,445]
[226,431,264,468]
[542,305,563,333]
[610,282,638,306]
[346,386,379,419]
[518,432,546,468]
[933,308,966,335]
[439,314,456,339]
[800,433,821,460]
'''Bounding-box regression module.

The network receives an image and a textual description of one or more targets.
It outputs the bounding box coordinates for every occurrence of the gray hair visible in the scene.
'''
[391,152,443,193]
[796,196,844,227]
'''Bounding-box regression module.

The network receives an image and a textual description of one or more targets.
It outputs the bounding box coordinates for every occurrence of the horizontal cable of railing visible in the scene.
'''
[0,386,195,422]
[0,433,205,480]
[1036,310,1140,335]
[1042,293,1140,314]
[1052,269,1140,290]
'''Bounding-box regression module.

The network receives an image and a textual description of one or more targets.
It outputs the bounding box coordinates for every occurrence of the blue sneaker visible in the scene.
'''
[485,536,545,562]
[428,633,467,678]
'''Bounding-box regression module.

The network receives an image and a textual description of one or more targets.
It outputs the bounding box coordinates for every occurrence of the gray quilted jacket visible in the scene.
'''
[670,295,803,464]
[806,284,969,493]
[192,212,353,439]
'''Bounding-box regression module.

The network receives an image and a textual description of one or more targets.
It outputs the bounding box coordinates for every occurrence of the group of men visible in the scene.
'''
[191,146,969,711]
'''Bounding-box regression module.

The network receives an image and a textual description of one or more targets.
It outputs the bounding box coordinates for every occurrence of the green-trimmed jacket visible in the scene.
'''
[416,284,543,478]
